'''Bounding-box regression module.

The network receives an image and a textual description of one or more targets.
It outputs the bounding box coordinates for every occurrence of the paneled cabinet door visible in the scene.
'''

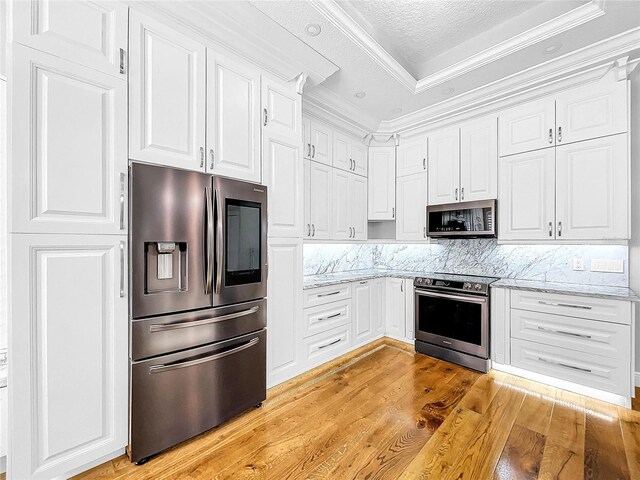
[267,238,303,387]
[498,148,556,240]
[262,76,302,238]
[332,169,350,240]
[207,51,261,182]
[10,234,128,480]
[11,44,127,235]
[303,159,312,238]
[460,116,498,202]
[13,0,128,78]
[352,280,373,346]
[385,278,406,339]
[428,127,460,205]
[396,173,427,241]
[302,116,312,159]
[397,137,427,177]
[350,174,368,240]
[499,98,555,156]
[372,278,385,334]
[333,131,351,172]
[404,279,415,342]
[555,134,628,240]
[351,141,368,177]
[309,120,333,166]
[129,10,206,170]
[368,146,396,220]
[308,161,333,240]
[556,80,627,146]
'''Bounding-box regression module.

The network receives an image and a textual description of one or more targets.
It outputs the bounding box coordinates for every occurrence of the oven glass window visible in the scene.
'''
[416,295,482,346]
[225,199,261,286]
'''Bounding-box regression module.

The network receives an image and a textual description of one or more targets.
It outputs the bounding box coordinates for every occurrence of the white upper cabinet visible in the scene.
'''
[428,127,460,205]
[368,146,396,220]
[498,148,556,241]
[308,161,333,239]
[13,0,128,78]
[555,80,627,146]
[207,51,261,183]
[333,131,351,173]
[351,141,368,177]
[262,77,302,238]
[397,136,427,177]
[332,169,351,240]
[350,174,368,240]
[396,173,427,241]
[129,10,206,170]
[302,116,312,159]
[499,98,555,156]
[460,116,498,202]
[11,44,127,235]
[555,134,628,240]
[309,120,333,166]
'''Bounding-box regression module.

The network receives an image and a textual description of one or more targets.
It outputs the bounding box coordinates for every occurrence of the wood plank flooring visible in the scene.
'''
[61,339,640,479]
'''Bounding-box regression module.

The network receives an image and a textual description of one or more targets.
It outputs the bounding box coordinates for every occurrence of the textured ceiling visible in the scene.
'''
[337,0,548,78]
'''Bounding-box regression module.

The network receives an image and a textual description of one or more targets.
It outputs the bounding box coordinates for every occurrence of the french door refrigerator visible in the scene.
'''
[129,163,267,464]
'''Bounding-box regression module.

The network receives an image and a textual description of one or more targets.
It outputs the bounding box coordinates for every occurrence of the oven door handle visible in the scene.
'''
[414,289,488,304]
[215,188,224,295]
[148,337,260,374]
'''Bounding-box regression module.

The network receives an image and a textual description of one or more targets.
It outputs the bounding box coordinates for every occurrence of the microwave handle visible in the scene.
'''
[205,188,215,294]
[215,189,224,294]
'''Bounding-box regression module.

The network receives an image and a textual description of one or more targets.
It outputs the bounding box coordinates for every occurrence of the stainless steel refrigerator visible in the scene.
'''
[128,163,267,464]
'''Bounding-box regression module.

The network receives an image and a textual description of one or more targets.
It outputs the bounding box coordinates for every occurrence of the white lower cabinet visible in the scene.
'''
[0,387,6,470]
[10,234,128,479]
[299,324,351,371]
[267,238,303,388]
[371,278,386,335]
[385,278,406,340]
[352,280,375,347]
[404,279,415,341]
[368,146,396,220]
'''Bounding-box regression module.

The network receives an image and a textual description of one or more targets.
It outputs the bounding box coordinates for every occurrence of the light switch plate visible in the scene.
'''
[591,259,624,273]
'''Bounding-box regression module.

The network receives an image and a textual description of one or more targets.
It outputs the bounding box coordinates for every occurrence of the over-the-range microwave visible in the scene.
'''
[426,199,496,238]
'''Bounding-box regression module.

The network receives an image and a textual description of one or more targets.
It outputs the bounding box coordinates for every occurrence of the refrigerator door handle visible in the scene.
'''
[205,187,214,295]
[215,189,224,295]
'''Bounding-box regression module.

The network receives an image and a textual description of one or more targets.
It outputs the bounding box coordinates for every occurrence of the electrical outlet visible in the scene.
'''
[572,258,584,271]
[591,259,624,273]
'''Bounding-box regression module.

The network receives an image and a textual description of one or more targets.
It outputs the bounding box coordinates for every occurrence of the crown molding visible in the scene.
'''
[377,27,640,137]
[308,0,606,94]
[127,1,339,86]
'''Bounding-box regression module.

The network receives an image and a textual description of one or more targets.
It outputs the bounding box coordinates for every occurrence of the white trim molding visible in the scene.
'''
[308,0,606,94]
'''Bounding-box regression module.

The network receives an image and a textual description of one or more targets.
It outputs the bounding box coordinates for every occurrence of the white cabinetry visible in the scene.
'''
[11,234,128,480]
[267,238,303,388]
[352,280,373,346]
[404,280,415,341]
[13,0,128,78]
[499,98,555,157]
[385,278,406,340]
[368,146,396,220]
[207,51,261,182]
[396,173,427,240]
[428,127,459,205]
[309,119,333,166]
[397,137,427,177]
[333,172,367,240]
[460,116,498,202]
[129,10,206,170]
[306,161,333,240]
[372,278,385,335]
[11,44,128,235]
[333,132,367,176]
[351,142,368,177]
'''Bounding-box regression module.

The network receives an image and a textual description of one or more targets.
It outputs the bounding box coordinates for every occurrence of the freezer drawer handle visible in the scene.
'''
[149,306,260,333]
[537,356,592,373]
[537,326,592,339]
[538,300,592,310]
[149,337,260,374]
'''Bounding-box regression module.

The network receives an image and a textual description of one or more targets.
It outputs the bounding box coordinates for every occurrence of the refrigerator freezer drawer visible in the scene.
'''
[131,299,266,361]
[130,329,266,463]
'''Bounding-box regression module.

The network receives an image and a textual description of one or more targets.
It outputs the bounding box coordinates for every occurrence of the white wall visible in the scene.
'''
[629,68,640,375]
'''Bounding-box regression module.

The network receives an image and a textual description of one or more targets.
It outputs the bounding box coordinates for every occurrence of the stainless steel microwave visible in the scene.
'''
[426,199,496,238]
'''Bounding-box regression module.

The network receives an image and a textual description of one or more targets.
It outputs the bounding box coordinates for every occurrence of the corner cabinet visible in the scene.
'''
[368,146,396,220]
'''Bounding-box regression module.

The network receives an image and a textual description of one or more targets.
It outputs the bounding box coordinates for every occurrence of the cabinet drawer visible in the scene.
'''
[511,309,630,360]
[510,290,631,325]
[511,338,631,397]
[303,283,351,308]
[302,300,351,339]
[299,325,351,371]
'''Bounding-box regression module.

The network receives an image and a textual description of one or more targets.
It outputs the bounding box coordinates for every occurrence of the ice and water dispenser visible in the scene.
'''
[144,241,188,294]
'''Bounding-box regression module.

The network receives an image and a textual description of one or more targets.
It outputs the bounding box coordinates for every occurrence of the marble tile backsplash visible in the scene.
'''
[303,240,628,287]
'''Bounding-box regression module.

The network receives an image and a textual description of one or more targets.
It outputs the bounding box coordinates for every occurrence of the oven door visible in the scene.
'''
[414,289,488,358]
[213,176,267,307]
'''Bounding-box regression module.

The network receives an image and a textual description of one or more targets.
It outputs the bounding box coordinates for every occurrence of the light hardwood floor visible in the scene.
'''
[57,339,640,479]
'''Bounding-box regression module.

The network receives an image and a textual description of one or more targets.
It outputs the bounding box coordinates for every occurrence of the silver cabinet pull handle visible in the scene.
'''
[558,126,562,142]
[149,337,259,374]
[538,300,592,310]
[119,241,125,297]
[318,338,341,350]
[319,312,342,321]
[423,226,427,238]
[312,145,315,158]
[423,158,426,170]
[455,188,458,201]
[210,149,215,169]
[392,207,395,218]
[307,143,311,157]
[557,221,562,237]
[548,222,553,237]
[307,224,311,237]
[119,48,126,74]
[548,128,553,143]
[400,282,403,292]
[318,291,340,297]
[536,325,592,339]
[538,356,591,373]
[150,306,259,333]
[119,172,125,230]
[359,281,368,284]
[200,146,204,168]
[461,187,464,200]
[205,187,214,294]
[215,189,224,294]
[312,224,315,237]
[263,108,268,126]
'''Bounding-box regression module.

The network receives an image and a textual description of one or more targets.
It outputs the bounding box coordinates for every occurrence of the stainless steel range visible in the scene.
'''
[414,273,499,373]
